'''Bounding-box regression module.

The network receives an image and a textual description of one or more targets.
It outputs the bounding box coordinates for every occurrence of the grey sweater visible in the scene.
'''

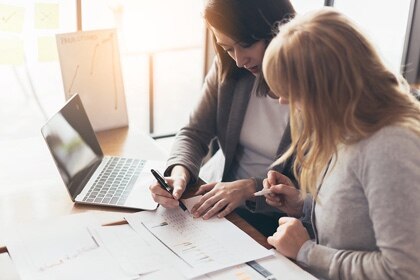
[297,126,420,279]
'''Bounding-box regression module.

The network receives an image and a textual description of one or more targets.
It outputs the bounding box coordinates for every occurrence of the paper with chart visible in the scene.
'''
[56,29,128,131]
[125,198,273,279]
[5,213,135,280]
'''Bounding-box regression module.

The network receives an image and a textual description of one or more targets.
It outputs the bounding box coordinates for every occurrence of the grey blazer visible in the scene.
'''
[165,62,294,212]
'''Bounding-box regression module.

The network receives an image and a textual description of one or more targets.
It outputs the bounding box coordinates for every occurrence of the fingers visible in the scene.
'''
[267,170,292,186]
[203,200,230,219]
[267,219,294,247]
[267,170,278,186]
[191,183,217,212]
[265,172,297,203]
[167,177,186,199]
[191,190,222,217]
[194,199,234,220]
[269,183,299,197]
[149,182,173,198]
[196,182,217,195]
[265,196,283,208]
[267,235,277,247]
[149,184,179,208]
[149,179,184,208]
[263,180,293,204]
[153,194,180,208]
[278,216,297,226]
[267,217,301,249]
[191,182,237,219]
[262,178,270,190]
[216,203,234,218]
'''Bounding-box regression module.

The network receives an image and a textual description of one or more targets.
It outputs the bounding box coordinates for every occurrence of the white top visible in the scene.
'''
[232,93,289,180]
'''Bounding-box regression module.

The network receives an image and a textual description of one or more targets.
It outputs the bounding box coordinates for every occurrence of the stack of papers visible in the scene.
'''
[124,204,272,278]
[5,198,317,279]
[5,213,136,280]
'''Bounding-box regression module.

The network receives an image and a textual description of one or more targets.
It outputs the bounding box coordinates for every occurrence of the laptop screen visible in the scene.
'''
[41,94,103,198]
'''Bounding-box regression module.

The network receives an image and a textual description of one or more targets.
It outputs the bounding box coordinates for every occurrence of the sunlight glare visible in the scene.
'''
[105,0,204,53]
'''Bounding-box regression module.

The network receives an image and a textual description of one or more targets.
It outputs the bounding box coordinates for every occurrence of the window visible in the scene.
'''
[292,0,325,14]
[333,0,412,73]
[401,0,420,85]
[81,0,205,135]
[0,1,76,139]
[1,0,416,141]
[0,0,205,140]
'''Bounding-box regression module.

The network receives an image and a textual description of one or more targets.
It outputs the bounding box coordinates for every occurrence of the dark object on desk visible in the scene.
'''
[235,208,287,237]
[247,260,277,280]
[151,169,188,211]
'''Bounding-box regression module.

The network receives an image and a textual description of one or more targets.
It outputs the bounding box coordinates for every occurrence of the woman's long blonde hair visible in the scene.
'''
[263,8,420,196]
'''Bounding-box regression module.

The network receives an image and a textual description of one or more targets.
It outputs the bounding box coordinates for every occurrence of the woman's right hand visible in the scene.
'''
[264,170,304,218]
[149,165,190,208]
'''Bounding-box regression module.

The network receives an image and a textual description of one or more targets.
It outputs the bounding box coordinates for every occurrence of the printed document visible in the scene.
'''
[6,213,136,280]
[125,197,273,279]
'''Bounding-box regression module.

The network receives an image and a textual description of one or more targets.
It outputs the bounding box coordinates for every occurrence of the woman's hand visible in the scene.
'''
[149,165,190,208]
[264,170,304,218]
[191,179,256,219]
[267,217,310,259]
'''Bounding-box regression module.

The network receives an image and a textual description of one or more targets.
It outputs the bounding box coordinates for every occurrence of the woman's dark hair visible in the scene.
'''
[204,0,295,86]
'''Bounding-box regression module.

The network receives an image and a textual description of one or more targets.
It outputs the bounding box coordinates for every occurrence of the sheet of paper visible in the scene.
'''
[204,263,266,280]
[258,249,317,279]
[91,224,162,275]
[6,213,136,280]
[206,249,317,280]
[130,248,317,280]
[125,198,273,279]
[56,29,128,131]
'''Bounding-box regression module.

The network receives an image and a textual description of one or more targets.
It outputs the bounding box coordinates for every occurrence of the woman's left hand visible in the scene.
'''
[267,217,310,260]
[191,179,256,219]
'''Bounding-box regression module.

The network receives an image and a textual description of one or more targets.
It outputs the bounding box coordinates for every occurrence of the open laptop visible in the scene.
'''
[41,93,162,210]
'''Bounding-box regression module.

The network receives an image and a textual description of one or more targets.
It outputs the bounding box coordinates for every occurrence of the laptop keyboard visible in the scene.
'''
[82,157,145,206]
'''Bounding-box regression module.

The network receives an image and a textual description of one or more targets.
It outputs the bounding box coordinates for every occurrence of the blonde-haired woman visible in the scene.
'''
[261,8,420,280]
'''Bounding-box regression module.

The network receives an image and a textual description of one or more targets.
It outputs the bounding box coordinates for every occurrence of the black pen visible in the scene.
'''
[246,260,276,280]
[150,169,188,211]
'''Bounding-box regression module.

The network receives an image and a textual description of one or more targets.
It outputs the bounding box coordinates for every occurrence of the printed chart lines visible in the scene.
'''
[67,64,79,97]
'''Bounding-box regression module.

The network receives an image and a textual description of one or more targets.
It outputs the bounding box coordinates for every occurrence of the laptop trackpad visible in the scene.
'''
[125,160,165,210]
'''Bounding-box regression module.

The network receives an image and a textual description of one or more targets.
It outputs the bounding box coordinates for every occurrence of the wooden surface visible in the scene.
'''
[0,126,269,279]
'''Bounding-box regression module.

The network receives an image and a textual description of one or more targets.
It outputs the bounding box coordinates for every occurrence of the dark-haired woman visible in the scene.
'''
[150,0,296,236]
